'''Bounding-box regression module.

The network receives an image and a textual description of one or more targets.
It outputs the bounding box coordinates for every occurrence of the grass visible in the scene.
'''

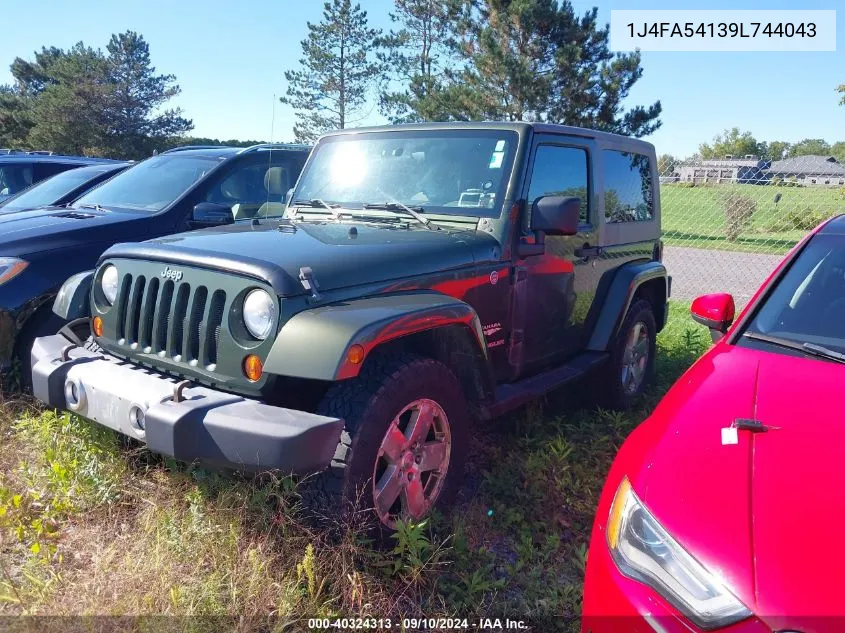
[0,303,709,631]
[661,182,844,254]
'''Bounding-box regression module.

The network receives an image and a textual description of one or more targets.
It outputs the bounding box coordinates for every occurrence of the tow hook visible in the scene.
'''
[172,380,192,403]
[60,343,78,362]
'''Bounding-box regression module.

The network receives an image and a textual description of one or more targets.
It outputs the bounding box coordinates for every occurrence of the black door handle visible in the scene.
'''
[575,244,601,258]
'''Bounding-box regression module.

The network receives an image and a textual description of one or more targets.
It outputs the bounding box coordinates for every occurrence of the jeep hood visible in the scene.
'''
[0,205,153,256]
[634,343,845,629]
[102,220,501,295]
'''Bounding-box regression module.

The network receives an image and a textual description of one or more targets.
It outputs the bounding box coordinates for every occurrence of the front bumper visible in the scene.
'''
[31,333,344,473]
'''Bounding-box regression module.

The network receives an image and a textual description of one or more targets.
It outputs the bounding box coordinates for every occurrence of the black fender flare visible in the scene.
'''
[264,291,490,382]
[586,261,668,351]
[52,270,94,321]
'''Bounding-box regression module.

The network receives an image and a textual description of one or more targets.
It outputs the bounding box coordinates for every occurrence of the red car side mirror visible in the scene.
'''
[691,293,736,342]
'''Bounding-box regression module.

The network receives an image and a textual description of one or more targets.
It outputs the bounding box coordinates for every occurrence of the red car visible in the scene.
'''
[583,215,845,633]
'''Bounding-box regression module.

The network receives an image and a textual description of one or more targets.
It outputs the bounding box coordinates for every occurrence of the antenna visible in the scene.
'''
[265,93,276,217]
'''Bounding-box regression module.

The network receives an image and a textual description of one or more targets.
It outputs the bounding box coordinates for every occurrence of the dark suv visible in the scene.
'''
[0,154,123,202]
[0,162,132,213]
[1,143,310,382]
[32,123,668,529]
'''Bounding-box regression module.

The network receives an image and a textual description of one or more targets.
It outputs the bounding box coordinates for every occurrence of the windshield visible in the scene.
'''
[1,167,105,212]
[293,130,518,218]
[0,164,33,197]
[740,234,845,354]
[72,155,218,212]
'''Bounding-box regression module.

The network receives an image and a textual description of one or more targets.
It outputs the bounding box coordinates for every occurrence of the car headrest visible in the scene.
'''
[264,166,286,196]
[221,173,246,199]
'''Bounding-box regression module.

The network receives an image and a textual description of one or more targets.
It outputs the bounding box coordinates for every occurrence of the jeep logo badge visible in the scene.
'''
[160,266,183,282]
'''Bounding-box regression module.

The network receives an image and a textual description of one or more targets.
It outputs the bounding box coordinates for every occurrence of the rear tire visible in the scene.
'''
[597,299,656,410]
[312,354,469,532]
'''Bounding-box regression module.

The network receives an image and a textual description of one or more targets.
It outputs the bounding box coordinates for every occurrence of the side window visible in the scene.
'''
[0,163,33,195]
[34,162,72,181]
[201,156,306,220]
[526,145,589,224]
[603,150,654,223]
[204,161,273,206]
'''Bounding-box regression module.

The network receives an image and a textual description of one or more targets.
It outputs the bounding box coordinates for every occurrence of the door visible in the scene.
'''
[513,139,600,374]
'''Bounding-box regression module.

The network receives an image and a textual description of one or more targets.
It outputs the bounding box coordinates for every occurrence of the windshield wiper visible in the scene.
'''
[802,342,845,364]
[362,201,434,230]
[77,203,104,212]
[743,331,845,364]
[291,198,341,219]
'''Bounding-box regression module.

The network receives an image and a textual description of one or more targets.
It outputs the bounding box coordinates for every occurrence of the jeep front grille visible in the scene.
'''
[115,274,226,367]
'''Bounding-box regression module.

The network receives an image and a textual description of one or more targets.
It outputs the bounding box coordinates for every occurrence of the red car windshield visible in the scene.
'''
[741,233,845,355]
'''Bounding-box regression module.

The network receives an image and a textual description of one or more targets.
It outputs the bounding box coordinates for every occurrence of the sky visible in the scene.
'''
[0,0,842,158]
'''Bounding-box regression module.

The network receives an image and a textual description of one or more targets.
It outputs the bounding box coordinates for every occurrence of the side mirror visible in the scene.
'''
[691,293,736,342]
[191,202,233,228]
[530,196,580,236]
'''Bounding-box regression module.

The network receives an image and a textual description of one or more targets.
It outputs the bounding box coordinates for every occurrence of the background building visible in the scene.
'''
[766,155,845,186]
[676,155,770,184]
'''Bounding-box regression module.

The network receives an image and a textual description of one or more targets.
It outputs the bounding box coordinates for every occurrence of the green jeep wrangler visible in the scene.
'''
[31,122,669,529]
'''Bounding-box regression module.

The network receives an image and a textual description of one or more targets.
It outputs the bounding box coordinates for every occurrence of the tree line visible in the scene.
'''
[281,0,662,142]
[0,31,193,160]
[0,0,662,160]
[658,128,845,175]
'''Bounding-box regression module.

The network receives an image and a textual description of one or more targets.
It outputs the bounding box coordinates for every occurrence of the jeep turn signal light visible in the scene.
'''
[92,316,104,337]
[347,344,365,365]
[243,354,263,382]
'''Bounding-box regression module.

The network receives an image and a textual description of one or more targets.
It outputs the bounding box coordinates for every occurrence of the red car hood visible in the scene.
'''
[638,343,845,628]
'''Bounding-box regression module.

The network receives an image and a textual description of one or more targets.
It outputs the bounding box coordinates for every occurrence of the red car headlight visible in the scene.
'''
[607,478,751,630]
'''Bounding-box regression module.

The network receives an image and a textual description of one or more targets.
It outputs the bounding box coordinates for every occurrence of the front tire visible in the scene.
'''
[314,354,469,530]
[14,306,68,392]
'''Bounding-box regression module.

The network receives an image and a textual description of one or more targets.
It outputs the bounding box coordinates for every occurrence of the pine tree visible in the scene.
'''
[0,33,190,157]
[24,43,112,155]
[281,0,384,143]
[447,0,558,121]
[103,31,192,158]
[378,0,460,123]
[413,0,661,137]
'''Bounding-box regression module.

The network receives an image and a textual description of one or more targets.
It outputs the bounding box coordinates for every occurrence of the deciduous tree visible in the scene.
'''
[699,128,764,160]
[766,140,791,160]
[657,153,676,175]
[830,141,845,163]
[788,138,832,157]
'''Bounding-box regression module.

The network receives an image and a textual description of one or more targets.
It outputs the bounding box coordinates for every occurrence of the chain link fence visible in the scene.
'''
[658,155,845,305]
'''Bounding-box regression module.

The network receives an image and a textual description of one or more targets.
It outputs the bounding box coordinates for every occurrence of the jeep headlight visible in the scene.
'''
[100,264,119,305]
[243,289,276,340]
[607,478,751,630]
[0,257,28,286]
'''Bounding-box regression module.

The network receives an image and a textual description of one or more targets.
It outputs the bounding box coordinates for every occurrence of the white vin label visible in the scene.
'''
[610,10,836,52]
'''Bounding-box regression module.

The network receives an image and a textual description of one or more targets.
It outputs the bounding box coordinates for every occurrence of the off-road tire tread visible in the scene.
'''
[309,353,468,519]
